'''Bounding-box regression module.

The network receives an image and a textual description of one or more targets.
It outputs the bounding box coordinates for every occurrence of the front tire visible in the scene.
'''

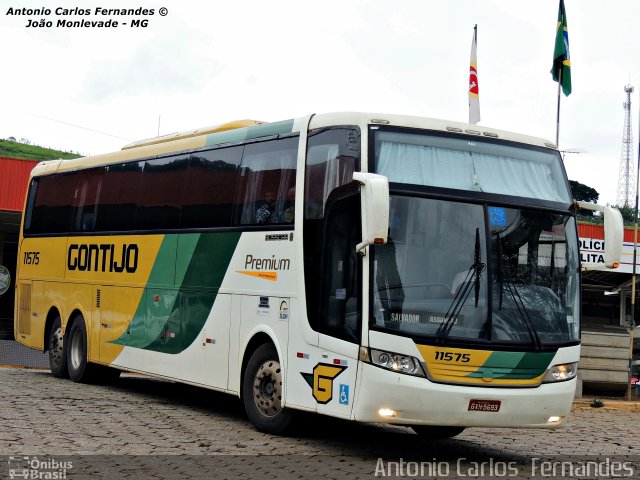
[412,425,465,439]
[48,316,68,378]
[242,343,293,435]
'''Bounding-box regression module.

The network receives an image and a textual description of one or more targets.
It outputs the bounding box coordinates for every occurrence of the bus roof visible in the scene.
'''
[120,119,264,150]
[30,112,558,178]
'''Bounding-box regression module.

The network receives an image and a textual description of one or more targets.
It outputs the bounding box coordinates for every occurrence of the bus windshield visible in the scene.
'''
[371,197,580,346]
[373,128,571,203]
[370,129,579,347]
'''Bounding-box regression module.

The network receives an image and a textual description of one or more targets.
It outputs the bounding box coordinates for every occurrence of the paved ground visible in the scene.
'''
[0,368,638,479]
[0,340,48,369]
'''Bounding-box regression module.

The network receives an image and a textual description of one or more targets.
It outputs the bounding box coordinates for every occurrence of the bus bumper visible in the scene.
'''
[353,362,575,428]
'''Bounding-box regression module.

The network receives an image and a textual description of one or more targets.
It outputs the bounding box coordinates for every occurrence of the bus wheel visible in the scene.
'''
[48,316,68,378]
[242,344,293,435]
[66,316,95,383]
[412,426,465,439]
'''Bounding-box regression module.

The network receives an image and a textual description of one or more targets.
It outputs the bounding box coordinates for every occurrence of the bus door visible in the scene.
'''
[298,183,362,419]
[297,126,363,418]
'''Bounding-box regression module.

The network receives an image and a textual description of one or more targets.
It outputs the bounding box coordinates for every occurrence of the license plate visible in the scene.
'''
[468,399,501,412]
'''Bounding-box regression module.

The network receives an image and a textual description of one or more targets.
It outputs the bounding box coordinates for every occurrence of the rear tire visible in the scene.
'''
[242,343,294,435]
[66,316,97,383]
[48,316,68,378]
[412,425,465,439]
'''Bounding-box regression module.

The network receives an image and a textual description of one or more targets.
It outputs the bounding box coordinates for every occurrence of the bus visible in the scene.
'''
[14,112,622,437]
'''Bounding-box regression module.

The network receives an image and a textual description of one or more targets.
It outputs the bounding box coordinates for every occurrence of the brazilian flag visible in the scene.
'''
[551,0,571,96]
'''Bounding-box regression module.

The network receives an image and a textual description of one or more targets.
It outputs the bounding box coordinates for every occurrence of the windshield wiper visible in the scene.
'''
[495,236,543,351]
[436,228,485,343]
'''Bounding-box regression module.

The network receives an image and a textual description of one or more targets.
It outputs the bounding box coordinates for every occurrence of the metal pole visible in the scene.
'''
[628,93,640,401]
[556,69,562,148]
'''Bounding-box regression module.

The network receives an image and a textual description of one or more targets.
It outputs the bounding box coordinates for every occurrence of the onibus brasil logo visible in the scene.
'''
[301,363,346,404]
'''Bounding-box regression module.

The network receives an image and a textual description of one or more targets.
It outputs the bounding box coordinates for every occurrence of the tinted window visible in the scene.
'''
[135,155,189,230]
[235,136,298,226]
[181,146,242,229]
[95,162,142,232]
[305,128,359,220]
[23,179,41,234]
[34,174,77,234]
[70,168,104,233]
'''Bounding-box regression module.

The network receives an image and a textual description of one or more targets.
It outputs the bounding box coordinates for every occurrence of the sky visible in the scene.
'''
[1,0,639,206]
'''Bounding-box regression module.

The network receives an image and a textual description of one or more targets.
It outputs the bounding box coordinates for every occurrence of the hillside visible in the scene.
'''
[0,139,82,161]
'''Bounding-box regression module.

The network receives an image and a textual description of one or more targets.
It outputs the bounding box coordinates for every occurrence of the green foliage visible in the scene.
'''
[569,180,599,203]
[0,139,81,161]
[570,180,600,219]
[613,204,637,225]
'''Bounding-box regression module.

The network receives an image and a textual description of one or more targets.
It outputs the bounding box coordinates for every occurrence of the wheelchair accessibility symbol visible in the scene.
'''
[339,384,350,405]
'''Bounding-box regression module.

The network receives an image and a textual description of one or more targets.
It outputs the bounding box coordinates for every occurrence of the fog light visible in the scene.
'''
[378,408,397,417]
[547,416,564,425]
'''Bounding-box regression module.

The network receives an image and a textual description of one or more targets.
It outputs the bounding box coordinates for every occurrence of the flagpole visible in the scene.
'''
[628,96,640,401]
[556,68,562,148]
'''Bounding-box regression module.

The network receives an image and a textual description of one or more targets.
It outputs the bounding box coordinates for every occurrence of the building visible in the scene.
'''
[0,157,38,339]
[579,222,640,393]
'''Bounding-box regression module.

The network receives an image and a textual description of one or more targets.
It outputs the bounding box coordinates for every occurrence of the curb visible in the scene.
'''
[572,399,640,412]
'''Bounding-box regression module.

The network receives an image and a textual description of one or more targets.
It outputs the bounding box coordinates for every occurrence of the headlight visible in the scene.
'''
[370,348,425,377]
[542,362,577,383]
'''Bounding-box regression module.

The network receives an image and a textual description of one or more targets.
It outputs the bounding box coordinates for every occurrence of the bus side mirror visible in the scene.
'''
[353,172,389,255]
[576,201,624,270]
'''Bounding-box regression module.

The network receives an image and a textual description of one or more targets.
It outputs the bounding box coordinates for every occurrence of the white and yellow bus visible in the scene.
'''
[15,112,622,436]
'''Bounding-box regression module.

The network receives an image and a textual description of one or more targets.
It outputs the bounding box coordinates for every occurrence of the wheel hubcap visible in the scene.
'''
[49,327,64,366]
[253,360,283,417]
[70,329,83,369]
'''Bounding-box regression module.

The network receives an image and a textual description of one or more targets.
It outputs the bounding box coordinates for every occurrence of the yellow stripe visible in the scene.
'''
[416,345,543,386]
[236,270,278,281]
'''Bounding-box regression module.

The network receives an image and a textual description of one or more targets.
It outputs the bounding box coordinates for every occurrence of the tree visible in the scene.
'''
[569,180,599,219]
[614,204,636,225]
[569,180,599,203]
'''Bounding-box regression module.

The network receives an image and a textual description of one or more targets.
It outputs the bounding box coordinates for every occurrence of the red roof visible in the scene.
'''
[0,157,38,212]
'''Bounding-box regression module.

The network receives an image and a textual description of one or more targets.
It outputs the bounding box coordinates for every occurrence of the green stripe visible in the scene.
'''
[113,235,178,348]
[113,232,241,353]
[513,351,556,371]
[465,351,555,380]
[205,119,294,147]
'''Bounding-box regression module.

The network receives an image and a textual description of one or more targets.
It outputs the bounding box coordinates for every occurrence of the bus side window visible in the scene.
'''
[71,169,104,233]
[234,136,298,226]
[319,185,361,342]
[181,146,242,229]
[135,155,189,231]
[23,178,41,234]
[41,173,76,234]
[95,162,143,232]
